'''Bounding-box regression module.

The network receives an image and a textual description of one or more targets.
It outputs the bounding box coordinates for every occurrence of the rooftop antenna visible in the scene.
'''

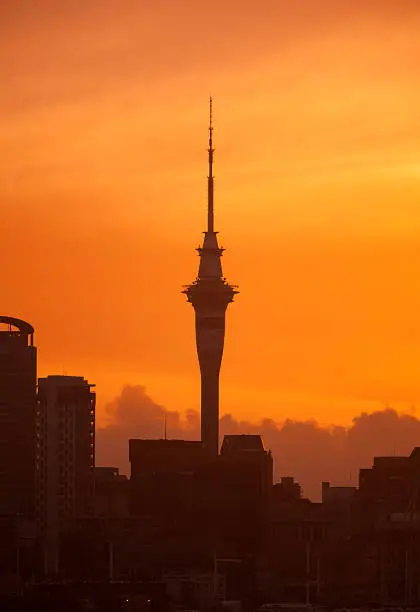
[207,96,214,233]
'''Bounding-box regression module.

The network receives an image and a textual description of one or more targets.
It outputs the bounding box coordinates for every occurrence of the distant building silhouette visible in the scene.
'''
[273,476,303,502]
[322,481,357,505]
[219,435,273,557]
[0,316,37,578]
[37,375,95,574]
[357,449,420,603]
[183,99,238,457]
[0,316,37,517]
[128,434,272,564]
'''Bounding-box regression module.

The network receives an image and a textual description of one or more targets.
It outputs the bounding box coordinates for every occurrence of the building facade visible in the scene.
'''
[36,375,95,574]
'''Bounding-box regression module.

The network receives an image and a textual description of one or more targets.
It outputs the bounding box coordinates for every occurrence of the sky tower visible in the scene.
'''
[183,100,238,457]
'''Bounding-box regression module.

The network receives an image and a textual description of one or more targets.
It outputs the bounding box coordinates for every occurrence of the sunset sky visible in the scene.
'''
[2,0,420,429]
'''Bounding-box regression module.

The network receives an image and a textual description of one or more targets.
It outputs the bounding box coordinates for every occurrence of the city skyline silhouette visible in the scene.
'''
[2,2,420,606]
[2,98,420,500]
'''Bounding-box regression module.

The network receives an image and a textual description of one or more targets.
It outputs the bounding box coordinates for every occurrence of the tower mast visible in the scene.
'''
[208,97,214,233]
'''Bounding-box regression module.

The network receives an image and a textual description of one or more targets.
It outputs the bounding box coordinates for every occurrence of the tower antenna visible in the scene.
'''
[208,96,214,233]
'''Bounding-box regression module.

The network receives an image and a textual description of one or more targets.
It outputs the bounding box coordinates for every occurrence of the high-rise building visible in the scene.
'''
[218,435,273,556]
[0,317,37,576]
[183,99,238,457]
[36,375,95,574]
[0,316,37,516]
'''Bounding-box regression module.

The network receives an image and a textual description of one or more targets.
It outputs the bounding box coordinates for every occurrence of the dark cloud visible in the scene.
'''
[96,385,420,500]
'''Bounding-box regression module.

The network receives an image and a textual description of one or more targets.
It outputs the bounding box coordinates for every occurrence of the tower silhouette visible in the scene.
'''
[183,99,238,457]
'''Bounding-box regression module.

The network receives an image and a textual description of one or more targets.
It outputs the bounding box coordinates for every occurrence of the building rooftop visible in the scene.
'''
[0,316,34,335]
[38,375,95,388]
[0,316,35,347]
[220,434,265,455]
[129,439,203,460]
[372,456,408,469]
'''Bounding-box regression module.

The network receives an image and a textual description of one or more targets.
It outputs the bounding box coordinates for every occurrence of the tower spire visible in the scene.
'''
[208,96,214,233]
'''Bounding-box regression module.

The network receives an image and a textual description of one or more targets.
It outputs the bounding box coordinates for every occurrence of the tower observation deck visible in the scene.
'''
[183,100,238,457]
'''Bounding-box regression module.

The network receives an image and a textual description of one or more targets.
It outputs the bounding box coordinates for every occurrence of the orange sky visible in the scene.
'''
[2,0,420,427]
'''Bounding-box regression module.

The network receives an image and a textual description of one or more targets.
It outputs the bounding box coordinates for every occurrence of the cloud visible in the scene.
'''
[96,385,420,500]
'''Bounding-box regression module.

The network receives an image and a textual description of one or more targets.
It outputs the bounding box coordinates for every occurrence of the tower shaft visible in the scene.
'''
[200,369,220,458]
